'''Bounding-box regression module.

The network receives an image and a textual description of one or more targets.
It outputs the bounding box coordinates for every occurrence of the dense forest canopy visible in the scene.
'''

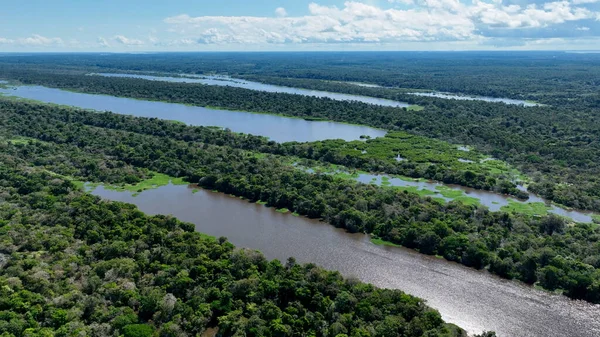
[1,99,599,305]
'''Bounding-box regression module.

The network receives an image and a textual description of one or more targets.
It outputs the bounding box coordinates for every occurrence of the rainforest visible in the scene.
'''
[2,52,600,337]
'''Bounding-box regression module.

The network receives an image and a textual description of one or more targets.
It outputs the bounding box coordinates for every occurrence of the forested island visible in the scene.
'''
[2,52,599,105]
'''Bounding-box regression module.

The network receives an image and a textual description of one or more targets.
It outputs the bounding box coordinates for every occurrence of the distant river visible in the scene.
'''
[408,92,539,106]
[0,86,386,143]
[93,73,410,108]
[90,183,600,337]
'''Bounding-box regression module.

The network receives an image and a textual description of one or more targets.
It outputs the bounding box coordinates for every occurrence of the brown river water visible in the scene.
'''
[90,183,600,337]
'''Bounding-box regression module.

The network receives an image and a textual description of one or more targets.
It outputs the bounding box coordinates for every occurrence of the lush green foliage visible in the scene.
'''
[2,60,600,212]
[2,99,600,304]
[0,163,464,337]
[284,133,526,198]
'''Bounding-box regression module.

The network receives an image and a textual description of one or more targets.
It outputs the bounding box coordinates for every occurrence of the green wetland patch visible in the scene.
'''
[84,172,187,195]
[289,157,596,223]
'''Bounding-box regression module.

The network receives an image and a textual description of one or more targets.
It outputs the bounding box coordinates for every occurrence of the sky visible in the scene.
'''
[1,0,599,51]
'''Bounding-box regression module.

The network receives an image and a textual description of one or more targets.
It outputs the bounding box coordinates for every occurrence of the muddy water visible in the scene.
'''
[2,81,594,222]
[2,84,593,222]
[90,183,600,337]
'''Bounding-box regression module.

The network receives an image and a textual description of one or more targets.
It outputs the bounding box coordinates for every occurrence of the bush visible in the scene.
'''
[122,324,154,337]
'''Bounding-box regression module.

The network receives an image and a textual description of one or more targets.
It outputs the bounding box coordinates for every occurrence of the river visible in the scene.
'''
[89,183,600,337]
[93,73,410,108]
[408,92,539,106]
[95,73,537,107]
[0,86,386,143]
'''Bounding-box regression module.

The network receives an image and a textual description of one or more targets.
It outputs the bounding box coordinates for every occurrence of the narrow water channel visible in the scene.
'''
[89,183,600,337]
[408,92,539,106]
[354,173,595,223]
[95,73,537,107]
[296,163,596,223]
[93,73,410,108]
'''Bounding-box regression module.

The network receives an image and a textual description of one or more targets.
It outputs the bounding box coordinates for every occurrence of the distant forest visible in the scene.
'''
[2,51,600,105]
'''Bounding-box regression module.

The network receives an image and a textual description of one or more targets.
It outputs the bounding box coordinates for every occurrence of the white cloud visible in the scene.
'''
[113,35,144,45]
[164,2,476,45]
[97,37,110,47]
[18,34,64,46]
[577,26,591,30]
[388,0,415,5]
[571,0,599,4]
[0,35,87,49]
[0,34,63,46]
[468,0,594,29]
[163,1,599,46]
[275,7,287,17]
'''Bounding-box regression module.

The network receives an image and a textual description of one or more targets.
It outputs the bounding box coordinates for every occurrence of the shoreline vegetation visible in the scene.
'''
[0,86,530,200]
[0,163,471,337]
[3,83,597,219]
[2,98,599,304]
[7,126,588,222]
[3,65,599,213]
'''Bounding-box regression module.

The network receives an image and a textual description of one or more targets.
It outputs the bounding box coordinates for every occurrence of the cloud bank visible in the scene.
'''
[0,34,64,46]
[113,35,145,45]
[162,1,600,47]
[2,1,599,51]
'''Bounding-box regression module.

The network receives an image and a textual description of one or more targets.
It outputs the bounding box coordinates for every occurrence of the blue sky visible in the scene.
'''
[1,0,599,51]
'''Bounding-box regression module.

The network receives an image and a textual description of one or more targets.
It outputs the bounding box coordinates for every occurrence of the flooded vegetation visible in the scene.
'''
[294,162,597,223]
[3,51,600,337]
[2,84,595,222]
[4,92,600,337]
